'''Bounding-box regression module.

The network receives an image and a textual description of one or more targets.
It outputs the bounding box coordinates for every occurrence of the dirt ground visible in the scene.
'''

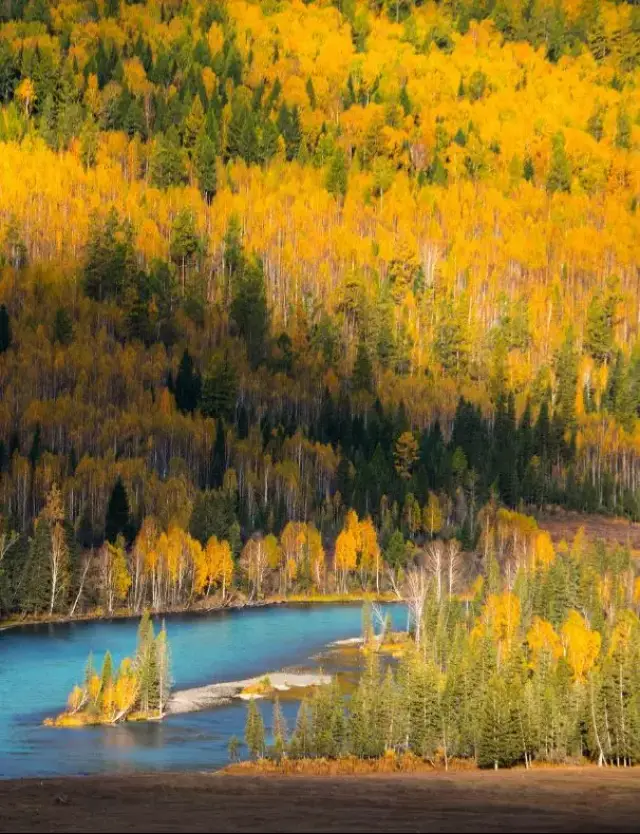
[1,768,640,833]
[537,509,640,552]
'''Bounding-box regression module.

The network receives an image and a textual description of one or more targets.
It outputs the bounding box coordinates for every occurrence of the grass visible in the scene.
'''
[225,751,478,776]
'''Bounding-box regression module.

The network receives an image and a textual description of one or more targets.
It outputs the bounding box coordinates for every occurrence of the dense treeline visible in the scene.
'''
[0,1,639,618]
[244,532,640,769]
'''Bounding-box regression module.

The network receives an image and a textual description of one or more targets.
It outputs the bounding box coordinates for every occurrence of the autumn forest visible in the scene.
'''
[0,0,639,621]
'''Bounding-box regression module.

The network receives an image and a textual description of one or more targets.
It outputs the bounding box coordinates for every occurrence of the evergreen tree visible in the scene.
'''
[546,132,571,194]
[200,354,237,420]
[53,307,73,345]
[585,286,617,364]
[587,106,604,142]
[271,695,287,760]
[554,329,579,430]
[105,476,132,544]
[0,304,11,353]
[150,132,187,188]
[230,257,269,369]
[523,154,535,182]
[22,517,51,615]
[83,209,136,302]
[100,650,114,691]
[245,699,265,759]
[353,337,374,393]
[174,349,201,414]
[326,148,348,199]
[290,697,312,758]
[478,674,519,769]
[615,108,631,150]
[155,621,172,716]
[306,77,316,109]
[194,133,217,203]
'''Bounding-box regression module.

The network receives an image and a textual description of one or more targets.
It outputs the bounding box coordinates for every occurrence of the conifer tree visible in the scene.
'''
[0,304,11,353]
[194,133,217,203]
[155,621,171,717]
[245,699,265,759]
[478,674,518,769]
[174,348,201,414]
[23,517,51,615]
[326,149,348,199]
[546,132,571,193]
[290,697,312,758]
[271,695,287,760]
[105,476,132,544]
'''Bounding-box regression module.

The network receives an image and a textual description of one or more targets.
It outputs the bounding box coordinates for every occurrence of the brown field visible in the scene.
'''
[536,509,640,553]
[2,768,640,833]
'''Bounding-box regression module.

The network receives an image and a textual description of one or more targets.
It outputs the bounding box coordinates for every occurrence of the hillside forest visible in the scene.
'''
[0,0,639,618]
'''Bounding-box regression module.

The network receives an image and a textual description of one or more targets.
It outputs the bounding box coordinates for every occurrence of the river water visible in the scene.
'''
[0,603,406,779]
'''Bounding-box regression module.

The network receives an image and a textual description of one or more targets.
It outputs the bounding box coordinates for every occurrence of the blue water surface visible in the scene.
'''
[0,603,406,779]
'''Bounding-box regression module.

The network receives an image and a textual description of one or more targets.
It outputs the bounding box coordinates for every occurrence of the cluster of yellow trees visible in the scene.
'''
[51,612,170,726]
[96,510,385,612]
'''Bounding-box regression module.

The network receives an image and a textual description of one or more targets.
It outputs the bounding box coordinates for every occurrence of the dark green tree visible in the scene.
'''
[200,354,237,420]
[230,257,269,369]
[326,148,348,199]
[546,132,571,194]
[0,304,11,353]
[53,307,73,345]
[22,518,51,615]
[174,349,201,414]
[105,476,132,544]
[245,699,265,759]
[194,133,217,203]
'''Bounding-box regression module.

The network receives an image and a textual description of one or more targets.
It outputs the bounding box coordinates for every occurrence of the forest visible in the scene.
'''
[243,531,640,770]
[0,0,638,620]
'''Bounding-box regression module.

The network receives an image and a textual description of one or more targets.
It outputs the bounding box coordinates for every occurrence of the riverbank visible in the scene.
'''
[0,592,398,632]
[2,768,639,832]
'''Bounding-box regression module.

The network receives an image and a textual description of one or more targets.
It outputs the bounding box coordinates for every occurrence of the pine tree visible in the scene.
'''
[0,304,11,353]
[546,132,571,194]
[478,674,519,769]
[174,348,201,414]
[615,108,631,150]
[326,149,348,199]
[135,610,158,714]
[587,106,604,142]
[585,288,617,364]
[523,154,534,182]
[353,338,374,393]
[183,96,205,152]
[101,651,114,691]
[194,133,217,203]
[53,307,73,345]
[289,697,312,758]
[150,132,187,188]
[22,517,52,615]
[200,354,237,420]
[230,258,269,369]
[306,77,316,109]
[155,621,172,717]
[245,699,265,759]
[105,476,132,544]
[271,695,287,760]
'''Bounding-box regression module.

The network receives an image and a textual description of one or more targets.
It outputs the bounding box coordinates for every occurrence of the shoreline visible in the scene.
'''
[0,593,399,633]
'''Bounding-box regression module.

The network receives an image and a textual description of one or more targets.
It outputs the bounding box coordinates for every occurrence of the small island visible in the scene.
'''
[46,612,171,727]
